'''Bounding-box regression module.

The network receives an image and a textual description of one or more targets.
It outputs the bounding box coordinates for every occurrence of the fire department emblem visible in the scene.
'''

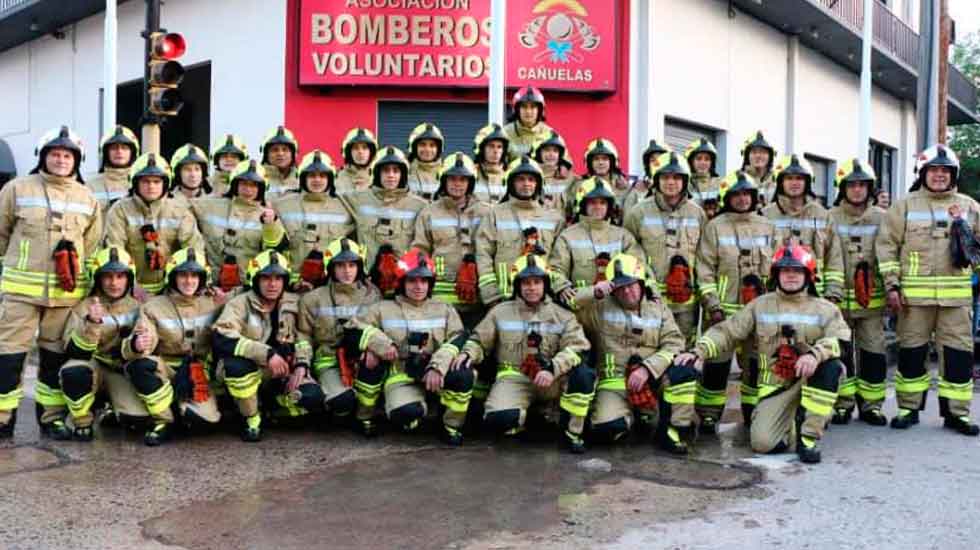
[518,0,600,64]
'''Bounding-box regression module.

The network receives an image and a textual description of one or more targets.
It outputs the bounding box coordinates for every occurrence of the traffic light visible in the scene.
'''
[147,32,186,116]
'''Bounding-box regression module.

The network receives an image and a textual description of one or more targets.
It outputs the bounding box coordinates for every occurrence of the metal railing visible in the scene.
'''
[951,66,979,111]
[0,0,30,15]
[816,0,919,68]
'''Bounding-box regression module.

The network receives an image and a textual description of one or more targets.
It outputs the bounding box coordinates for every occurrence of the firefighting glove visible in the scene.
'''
[53,239,80,292]
[300,249,326,286]
[404,331,431,381]
[626,355,657,409]
[455,254,479,304]
[853,260,875,309]
[951,217,980,269]
[370,244,400,296]
[664,255,694,304]
[740,274,765,305]
[140,224,165,271]
[218,254,241,292]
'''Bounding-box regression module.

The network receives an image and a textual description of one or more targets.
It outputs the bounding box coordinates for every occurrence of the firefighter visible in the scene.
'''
[88,125,139,214]
[623,152,706,344]
[472,123,510,204]
[533,131,577,215]
[103,153,206,297]
[191,160,287,293]
[209,133,249,197]
[566,139,631,221]
[695,171,777,432]
[573,253,692,452]
[341,146,427,298]
[349,249,473,444]
[213,250,322,441]
[335,127,378,196]
[58,247,144,441]
[685,138,723,220]
[762,154,845,301]
[828,159,889,425]
[169,143,213,205]
[450,254,593,452]
[259,126,301,200]
[476,155,565,307]
[740,131,777,207]
[412,152,489,328]
[275,149,355,291]
[406,123,445,201]
[297,238,382,425]
[503,86,553,158]
[121,247,225,445]
[878,144,980,436]
[0,126,102,439]
[677,243,850,463]
[620,139,668,215]
[551,177,641,309]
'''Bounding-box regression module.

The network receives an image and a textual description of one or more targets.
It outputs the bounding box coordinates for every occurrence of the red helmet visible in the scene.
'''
[395,248,436,296]
[770,243,817,281]
[511,87,546,123]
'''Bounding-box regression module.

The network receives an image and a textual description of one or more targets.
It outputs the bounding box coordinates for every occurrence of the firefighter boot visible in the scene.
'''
[890,408,920,429]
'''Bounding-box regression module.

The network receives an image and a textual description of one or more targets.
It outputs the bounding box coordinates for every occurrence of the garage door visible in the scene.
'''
[664,120,715,157]
[378,101,488,157]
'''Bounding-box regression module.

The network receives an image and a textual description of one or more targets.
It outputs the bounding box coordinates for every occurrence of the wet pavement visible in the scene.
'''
[2,365,979,549]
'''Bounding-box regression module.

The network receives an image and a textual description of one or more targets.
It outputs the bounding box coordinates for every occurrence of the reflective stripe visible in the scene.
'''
[279,212,350,224]
[204,215,261,231]
[641,216,700,228]
[835,224,878,237]
[496,320,565,334]
[125,216,181,229]
[757,312,822,326]
[906,210,949,222]
[772,218,828,230]
[15,197,94,215]
[93,190,128,202]
[380,318,446,331]
[496,219,558,231]
[717,236,769,247]
[358,205,418,220]
[102,310,139,329]
[314,305,362,318]
[430,217,476,229]
[600,311,663,329]
[543,183,568,195]
[567,240,622,254]
[157,312,218,331]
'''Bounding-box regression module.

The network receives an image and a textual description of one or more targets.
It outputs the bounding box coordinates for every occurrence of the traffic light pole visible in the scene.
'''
[141,0,162,155]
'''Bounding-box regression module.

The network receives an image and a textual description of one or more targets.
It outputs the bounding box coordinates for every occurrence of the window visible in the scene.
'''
[805,154,834,207]
[378,101,487,158]
[664,118,718,164]
[868,141,895,198]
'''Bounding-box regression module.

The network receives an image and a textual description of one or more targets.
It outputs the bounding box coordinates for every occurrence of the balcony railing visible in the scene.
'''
[951,65,979,111]
[0,0,30,15]
[816,0,919,68]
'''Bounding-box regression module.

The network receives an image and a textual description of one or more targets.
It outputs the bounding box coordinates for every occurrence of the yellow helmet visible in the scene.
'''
[211,134,249,167]
[89,247,137,295]
[228,160,267,200]
[509,253,552,299]
[246,250,291,288]
[342,127,379,166]
[323,238,367,281]
[653,152,692,193]
[533,130,573,170]
[684,138,718,177]
[718,170,760,213]
[260,126,299,166]
[164,247,210,294]
[370,146,410,189]
[642,139,671,178]
[129,153,173,191]
[585,138,620,175]
[99,125,140,170]
[34,125,85,177]
[574,177,616,220]
[606,253,655,294]
[473,123,510,164]
[833,158,878,206]
[170,143,212,194]
[436,152,477,197]
[407,123,445,161]
[297,149,337,194]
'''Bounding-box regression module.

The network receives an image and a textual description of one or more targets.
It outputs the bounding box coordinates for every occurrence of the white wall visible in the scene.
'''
[0,0,286,177]
[651,0,908,184]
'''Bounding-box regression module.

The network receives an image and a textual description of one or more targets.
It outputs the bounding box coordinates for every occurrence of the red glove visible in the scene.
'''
[455,254,479,304]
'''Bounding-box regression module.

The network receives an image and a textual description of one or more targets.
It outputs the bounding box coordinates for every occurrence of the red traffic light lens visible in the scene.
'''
[155,33,186,60]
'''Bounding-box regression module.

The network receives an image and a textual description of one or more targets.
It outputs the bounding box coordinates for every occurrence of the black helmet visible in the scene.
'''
[740,131,776,171]
[297,149,337,195]
[575,177,616,221]
[370,146,410,189]
[533,131,572,170]
[510,253,551,299]
[833,158,878,206]
[651,152,692,196]
[247,250,291,290]
[773,154,815,198]
[99,125,140,171]
[503,155,544,202]
[473,123,510,165]
[325,238,367,283]
[719,171,760,214]
[259,126,299,167]
[226,160,268,202]
[33,126,86,180]
[342,127,379,167]
[435,152,477,198]
[90,247,136,296]
[642,139,671,178]
[165,248,209,294]
[684,138,718,178]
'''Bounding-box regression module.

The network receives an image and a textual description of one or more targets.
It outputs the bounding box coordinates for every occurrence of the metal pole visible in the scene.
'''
[938,0,949,144]
[488,0,506,125]
[141,0,161,155]
[916,0,940,151]
[858,0,873,157]
[102,0,117,138]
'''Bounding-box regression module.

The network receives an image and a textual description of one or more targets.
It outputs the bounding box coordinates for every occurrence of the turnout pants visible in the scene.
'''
[354,364,475,430]
[895,305,973,417]
[59,360,148,428]
[483,365,596,437]
[590,365,698,442]
[125,356,221,426]
[0,296,73,426]
[751,360,842,453]
[834,314,888,413]
[218,357,325,420]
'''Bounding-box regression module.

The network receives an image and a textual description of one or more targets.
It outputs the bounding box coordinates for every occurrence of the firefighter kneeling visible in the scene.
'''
[573,254,695,454]
[676,244,850,463]
[450,254,592,452]
[213,250,323,442]
[349,249,473,445]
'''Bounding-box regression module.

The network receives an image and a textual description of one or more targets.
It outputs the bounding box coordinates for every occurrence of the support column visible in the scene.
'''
[628,0,659,176]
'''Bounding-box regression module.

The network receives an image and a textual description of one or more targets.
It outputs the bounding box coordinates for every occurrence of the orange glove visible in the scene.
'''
[626,358,658,410]
[664,256,693,304]
[370,245,400,295]
[455,254,479,304]
[521,227,546,256]
[218,255,241,292]
[53,240,79,292]
[189,360,211,403]
[300,250,326,287]
[772,345,799,380]
[140,225,165,271]
[593,253,611,284]
[853,261,874,309]
[740,274,764,305]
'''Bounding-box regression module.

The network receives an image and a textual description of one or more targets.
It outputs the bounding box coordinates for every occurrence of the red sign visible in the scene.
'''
[298,0,618,92]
